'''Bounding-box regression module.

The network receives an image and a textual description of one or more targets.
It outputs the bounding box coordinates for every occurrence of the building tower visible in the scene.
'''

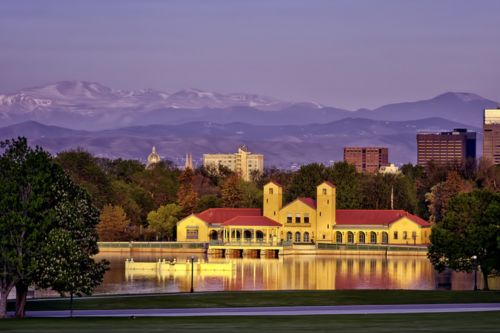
[316,181,336,243]
[263,181,283,222]
[184,153,193,170]
[483,108,500,164]
[146,146,161,169]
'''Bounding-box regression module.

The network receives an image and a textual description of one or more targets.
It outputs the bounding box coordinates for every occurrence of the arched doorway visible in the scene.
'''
[256,230,264,242]
[370,232,377,244]
[359,232,366,244]
[231,230,241,241]
[244,230,252,241]
[295,232,301,243]
[382,232,389,244]
[347,231,354,244]
[304,232,310,243]
[209,230,218,241]
[336,231,343,243]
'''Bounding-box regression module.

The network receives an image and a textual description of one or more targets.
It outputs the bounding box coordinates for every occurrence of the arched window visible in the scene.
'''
[256,230,264,241]
[347,231,354,244]
[359,232,366,244]
[286,232,292,241]
[304,232,310,243]
[382,232,389,244]
[370,232,377,244]
[336,231,343,243]
[244,230,252,241]
[210,230,218,241]
[295,232,301,243]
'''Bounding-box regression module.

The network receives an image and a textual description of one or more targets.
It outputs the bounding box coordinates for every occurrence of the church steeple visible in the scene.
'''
[185,153,193,170]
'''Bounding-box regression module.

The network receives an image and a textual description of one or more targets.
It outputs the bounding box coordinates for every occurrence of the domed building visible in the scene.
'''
[146,146,161,169]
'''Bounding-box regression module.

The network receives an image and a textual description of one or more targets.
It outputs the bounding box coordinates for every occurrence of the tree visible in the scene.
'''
[0,138,108,318]
[239,180,262,208]
[426,171,473,223]
[97,205,133,241]
[147,204,182,240]
[220,174,244,208]
[55,149,115,209]
[285,164,328,203]
[176,169,199,216]
[326,162,361,209]
[195,195,221,212]
[428,190,500,290]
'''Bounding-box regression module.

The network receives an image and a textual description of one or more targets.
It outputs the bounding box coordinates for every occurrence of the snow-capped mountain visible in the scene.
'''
[0,81,305,115]
[0,80,498,130]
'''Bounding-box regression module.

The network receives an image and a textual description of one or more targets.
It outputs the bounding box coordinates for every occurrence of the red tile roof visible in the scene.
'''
[297,197,317,209]
[195,208,261,225]
[223,216,282,227]
[336,210,431,227]
[321,181,336,187]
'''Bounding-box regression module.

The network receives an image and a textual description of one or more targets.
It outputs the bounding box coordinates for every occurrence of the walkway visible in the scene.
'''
[23,303,500,318]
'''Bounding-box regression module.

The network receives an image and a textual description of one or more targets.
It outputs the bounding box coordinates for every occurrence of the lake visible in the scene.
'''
[79,252,491,295]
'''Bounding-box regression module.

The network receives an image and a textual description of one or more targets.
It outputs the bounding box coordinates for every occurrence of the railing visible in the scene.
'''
[317,243,428,252]
[209,240,291,247]
[98,242,207,249]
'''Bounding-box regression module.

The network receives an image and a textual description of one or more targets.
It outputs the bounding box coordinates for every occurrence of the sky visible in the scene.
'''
[1,0,499,110]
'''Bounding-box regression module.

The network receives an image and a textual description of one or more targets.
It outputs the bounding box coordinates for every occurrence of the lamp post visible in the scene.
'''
[471,255,478,291]
[190,256,195,293]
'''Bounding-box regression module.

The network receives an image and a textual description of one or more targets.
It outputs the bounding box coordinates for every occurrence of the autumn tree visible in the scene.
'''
[428,190,500,290]
[147,203,182,240]
[220,174,244,207]
[97,205,133,241]
[176,168,199,215]
[426,171,473,223]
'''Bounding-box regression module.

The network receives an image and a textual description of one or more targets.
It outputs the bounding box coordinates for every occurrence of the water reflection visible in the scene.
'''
[85,253,496,295]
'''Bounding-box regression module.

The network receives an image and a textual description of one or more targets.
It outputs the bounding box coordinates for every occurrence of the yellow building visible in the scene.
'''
[177,181,431,245]
[203,145,264,181]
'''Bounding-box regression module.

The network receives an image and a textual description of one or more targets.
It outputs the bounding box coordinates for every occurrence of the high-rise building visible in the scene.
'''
[483,108,500,164]
[416,128,476,166]
[343,147,389,173]
[203,145,264,181]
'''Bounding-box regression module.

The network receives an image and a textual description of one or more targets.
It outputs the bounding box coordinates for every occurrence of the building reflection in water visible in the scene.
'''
[84,252,499,295]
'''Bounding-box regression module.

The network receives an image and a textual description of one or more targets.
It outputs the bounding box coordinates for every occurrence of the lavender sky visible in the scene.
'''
[1,0,499,109]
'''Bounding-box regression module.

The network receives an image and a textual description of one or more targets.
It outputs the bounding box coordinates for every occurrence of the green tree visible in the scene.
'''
[326,162,361,209]
[286,163,328,203]
[239,180,263,208]
[55,149,115,208]
[97,205,133,241]
[0,138,107,318]
[428,190,500,290]
[147,204,182,240]
[195,195,221,212]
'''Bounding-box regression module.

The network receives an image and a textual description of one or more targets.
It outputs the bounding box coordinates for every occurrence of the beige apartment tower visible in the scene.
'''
[203,145,264,181]
[483,108,500,164]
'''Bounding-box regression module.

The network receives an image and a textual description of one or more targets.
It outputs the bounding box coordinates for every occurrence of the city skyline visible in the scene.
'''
[1,0,500,109]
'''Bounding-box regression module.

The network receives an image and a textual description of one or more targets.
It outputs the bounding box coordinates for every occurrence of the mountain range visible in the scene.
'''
[0,118,481,167]
[0,81,496,167]
[0,81,497,130]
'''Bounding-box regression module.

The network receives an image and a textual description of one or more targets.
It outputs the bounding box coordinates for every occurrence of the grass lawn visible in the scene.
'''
[7,290,500,312]
[1,312,500,333]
